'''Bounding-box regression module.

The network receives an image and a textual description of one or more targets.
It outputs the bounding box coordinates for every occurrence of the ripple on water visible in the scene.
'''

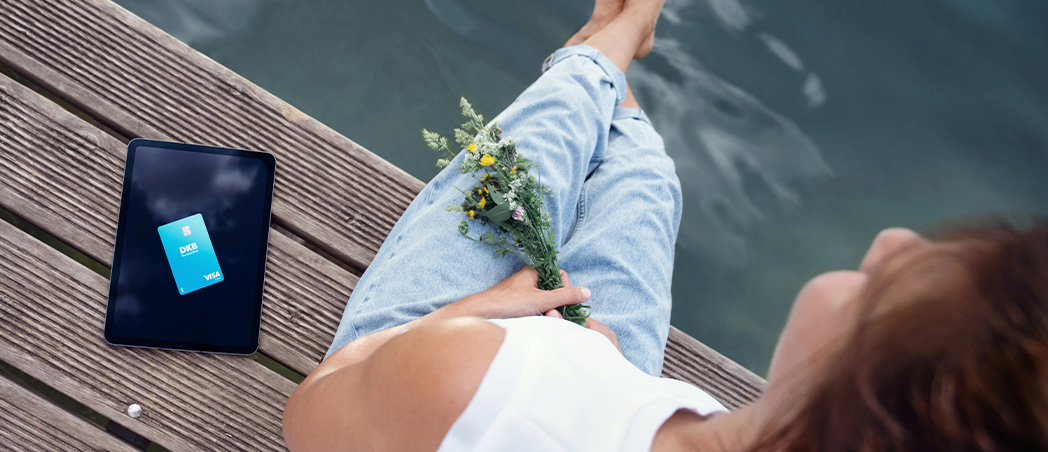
[632,37,831,264]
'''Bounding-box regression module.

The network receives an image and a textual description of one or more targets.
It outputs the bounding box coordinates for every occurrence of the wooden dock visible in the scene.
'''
[0,0,765,449]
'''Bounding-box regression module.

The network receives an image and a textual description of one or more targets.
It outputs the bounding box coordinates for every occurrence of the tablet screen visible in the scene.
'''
[105,139,275,354]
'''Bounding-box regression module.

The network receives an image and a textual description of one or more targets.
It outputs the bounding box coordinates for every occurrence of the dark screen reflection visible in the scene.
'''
[112,146,269,348]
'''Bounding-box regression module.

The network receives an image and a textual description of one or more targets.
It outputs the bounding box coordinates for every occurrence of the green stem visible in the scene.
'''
[532,256,588,326]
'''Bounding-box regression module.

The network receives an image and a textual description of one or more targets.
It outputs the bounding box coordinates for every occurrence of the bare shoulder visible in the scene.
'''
[283,317,506,451]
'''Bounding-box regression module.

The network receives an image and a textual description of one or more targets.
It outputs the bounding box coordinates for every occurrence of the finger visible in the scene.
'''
[559,270,570,287]
[544,308,563,319]
[548,286,591,307]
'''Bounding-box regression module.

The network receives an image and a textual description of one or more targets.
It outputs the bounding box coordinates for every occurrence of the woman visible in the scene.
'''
[283,0,1048,450]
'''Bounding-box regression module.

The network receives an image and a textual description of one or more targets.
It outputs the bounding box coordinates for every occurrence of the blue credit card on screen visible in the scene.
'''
[157,213,224,295]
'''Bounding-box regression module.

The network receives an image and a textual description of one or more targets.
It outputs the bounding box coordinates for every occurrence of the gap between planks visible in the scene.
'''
[0,371,141,452]
[0,0,425,272]
[0,63,363,279]
[0,220,295,451]
[0,74,357,377]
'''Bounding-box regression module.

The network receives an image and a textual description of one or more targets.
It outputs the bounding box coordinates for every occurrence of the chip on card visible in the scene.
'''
[157,213,224,295]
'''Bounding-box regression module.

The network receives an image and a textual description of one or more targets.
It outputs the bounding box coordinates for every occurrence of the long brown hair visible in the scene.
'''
[752,221,1048,451]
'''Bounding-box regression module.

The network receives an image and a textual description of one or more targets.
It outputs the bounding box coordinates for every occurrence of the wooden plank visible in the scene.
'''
[0,0,426,271]
[0,372,139,452]
[0,75,355,376]
[0,220,297,450]
[662,327,766,409]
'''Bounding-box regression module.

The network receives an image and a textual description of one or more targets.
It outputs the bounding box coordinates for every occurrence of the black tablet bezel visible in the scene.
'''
[104,138,276,354]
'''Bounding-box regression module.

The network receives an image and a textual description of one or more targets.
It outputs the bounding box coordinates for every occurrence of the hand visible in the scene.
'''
[544,308,622,354]
[447,266,591,320]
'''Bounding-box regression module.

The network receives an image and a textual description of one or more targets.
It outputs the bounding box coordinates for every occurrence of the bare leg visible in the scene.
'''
[620,83,640,109]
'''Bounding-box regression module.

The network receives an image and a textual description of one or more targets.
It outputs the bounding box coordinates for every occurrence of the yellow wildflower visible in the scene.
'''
[510,166,517,174]
[480,154,495,166]
[466,210,475,220]
[478,198,487,209]
[467,142,477,154]
[483,186,489,193]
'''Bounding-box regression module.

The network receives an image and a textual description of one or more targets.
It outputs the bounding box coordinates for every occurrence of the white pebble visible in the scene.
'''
[127,404,142,419]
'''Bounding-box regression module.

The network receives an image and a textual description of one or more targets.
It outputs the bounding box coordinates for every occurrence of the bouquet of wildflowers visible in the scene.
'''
[423,98,589,325]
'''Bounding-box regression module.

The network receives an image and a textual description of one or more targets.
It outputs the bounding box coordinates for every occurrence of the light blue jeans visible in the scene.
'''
[325,45,682,376]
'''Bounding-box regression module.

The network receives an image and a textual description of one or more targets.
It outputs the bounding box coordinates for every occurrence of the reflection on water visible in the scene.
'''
[124,0,263,45]
[629,37,829,267]
[115,0,1048,374]
[423,0,549,75]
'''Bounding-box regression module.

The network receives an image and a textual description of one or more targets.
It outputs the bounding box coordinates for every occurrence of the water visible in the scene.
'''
[114,0,1048,375]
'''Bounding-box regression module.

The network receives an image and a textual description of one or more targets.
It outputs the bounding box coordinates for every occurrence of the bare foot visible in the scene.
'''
[581,0,664,73]
[566,0,660,60]
[565,0,624,48]
[622,0,663,58]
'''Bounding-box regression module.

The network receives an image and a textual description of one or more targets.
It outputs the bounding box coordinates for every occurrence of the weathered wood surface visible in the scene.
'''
[664,327,766,409]
[0,373,138,452]
[0,75,356,377]
[0,0,425,271]
[0,220,296,450]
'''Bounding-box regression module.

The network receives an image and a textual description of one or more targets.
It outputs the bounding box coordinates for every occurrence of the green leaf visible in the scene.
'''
[488,184,507,206]
[486,204,513,223]
[480,232,497,244]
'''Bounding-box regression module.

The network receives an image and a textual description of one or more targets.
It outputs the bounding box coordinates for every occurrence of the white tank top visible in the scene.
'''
[437,316,727,452]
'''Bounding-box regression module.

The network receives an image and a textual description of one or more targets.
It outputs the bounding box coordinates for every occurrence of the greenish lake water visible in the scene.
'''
[115,0,1048,375]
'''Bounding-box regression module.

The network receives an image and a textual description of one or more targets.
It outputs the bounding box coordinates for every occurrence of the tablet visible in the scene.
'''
[104,139,276,354]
